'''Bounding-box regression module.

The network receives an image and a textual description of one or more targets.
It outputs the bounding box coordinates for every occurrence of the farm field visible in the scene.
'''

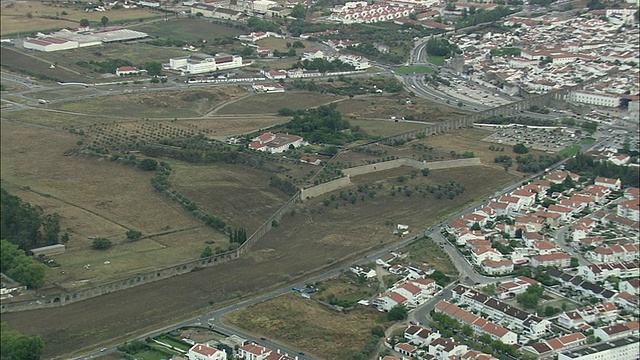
[48,87,246,118]
[335,95,468,121]
[1,159,517,359]
[349,118,429,137]
[177,116,287,138]
[215,91,342,115]
[1,47,88,83]
[135,18,245,43]
[1,108,113,128]
[423,127,548,176]
[0,120,227,289]
[225,293,391,359]
[169,162,293,233]
[1,1,164,35]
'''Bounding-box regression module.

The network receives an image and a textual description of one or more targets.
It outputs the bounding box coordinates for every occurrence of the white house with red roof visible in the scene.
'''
[461,213,488,227]
[531,252,571,268]
[521,183,548,198]
[578,260,640,281]
[510,189,537,208]
[116,65,144,76]
[624,187,639,200]
[471,246,503,265]
[546,204,573,222]
[617,199,639,221]
[188,344,227,360]
[487,201,511,216]
[544,171,579,184]
[515,216,546,232]
[434,300,518,344]
[481,259,513,275]
[394,342,416,357]
[498,195,525,212]
[531,240,558,255]
[571,218,598,241]
[594,176,622,190]
[262,70,287,80]
[534,210,561,227]
[620,279,640,295]
[428,337,469,359]
[558,194,595,213]
[462,350,497,360]
[404,324,441,346]
[456,229,485,246]
[238,343,272,360]
[578,184,611,203]
[373,291,408,311]
[587,245,640,264]
[594,321,640,341]
[496,276,539,299]
[249,132,304,154]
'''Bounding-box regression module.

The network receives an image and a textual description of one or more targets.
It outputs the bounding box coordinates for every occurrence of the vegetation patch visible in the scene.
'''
[225,293,391,359]
[394,65,435,75]
[215,91,340,115]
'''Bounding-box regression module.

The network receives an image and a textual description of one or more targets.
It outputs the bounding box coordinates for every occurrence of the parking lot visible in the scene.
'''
[481,125,589,152]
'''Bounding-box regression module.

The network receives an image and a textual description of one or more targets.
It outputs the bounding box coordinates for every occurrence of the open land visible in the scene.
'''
[48,87,246,118]
[335,95,468,121]
[0,126,518,358]
[135,18,245,43]
[215,91,342,115]
[170,162,293,233]
[225,293,391,359]
[1,1,164,35]
[1,47,88,83]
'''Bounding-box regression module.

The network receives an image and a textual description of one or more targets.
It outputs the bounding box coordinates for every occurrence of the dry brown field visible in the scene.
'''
[169,162,293,233]
[2,109,113,128]
[1,47,88,83]
[1,161,516,359]
[336,95,469,121]
[1,1,164,35]
[215,91,343,115]
[176,116,287,138]
[225,293,391,359]
[48,87,246,118]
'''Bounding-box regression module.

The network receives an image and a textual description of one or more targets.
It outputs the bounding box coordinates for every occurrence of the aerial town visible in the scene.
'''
[0,0,638,359]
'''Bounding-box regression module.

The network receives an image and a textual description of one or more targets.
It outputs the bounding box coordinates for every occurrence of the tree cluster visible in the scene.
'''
[565,153,640,188]
[481,115,557,127]
[457,6,518,28]
[1,188,63,252]
[516,283,544,309]
[283,105,364,145]
[425,38,461,58]
[513,143,529,154]
[0,240,46,289]
[515,154,564,173]
[293,58,355,72]
[229,227,248,244]
[1,322,45,360]
[76,58,133,74]
[247,17,279,32]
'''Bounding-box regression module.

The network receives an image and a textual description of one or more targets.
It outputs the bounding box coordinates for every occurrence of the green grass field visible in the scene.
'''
[394,65,435,75]
[427,55,445,66]
[559,144,582,157]
[135,18,244,42]
[349,118,428,137]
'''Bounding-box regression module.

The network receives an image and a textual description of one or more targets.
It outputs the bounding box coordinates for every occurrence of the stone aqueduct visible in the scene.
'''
[0,87,571,313]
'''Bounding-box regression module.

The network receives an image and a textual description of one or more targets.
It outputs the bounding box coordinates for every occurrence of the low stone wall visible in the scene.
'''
[300,158,482,201]
[300,176,352,200]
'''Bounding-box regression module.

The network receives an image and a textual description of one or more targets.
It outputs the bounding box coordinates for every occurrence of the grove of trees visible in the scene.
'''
[1,322,45,360]
[1,188,63,252]
[0,240,46,289]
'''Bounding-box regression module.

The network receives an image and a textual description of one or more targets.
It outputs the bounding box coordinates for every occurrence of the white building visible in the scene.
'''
[569,90,621,108]
[252,0,277,13]
[238,343,271,360]
[170,54,243,74]
[23,37,78,51]
[557,336,639,360]
[617,200,639,221]
[188,344,227,360]
[248,132,304,154]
